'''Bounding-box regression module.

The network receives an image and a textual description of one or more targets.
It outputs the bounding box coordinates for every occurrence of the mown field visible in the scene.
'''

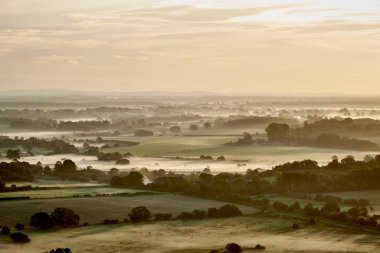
[1,212,379,253]
[0,194,258,226]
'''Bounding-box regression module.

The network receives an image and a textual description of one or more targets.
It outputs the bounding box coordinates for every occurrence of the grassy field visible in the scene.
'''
[258,190,380,215]
[0,194,258,226]
[0,187,145,199]
[100,135,373,161]
[325,190,380,215]
[1,212,379,253]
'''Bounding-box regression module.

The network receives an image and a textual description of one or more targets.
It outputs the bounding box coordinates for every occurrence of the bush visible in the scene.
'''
[134,129,154,137]
[207,207,220,218]
[10,232,30,243]
[1,226,10,235]
[15,223,25,230]
[50,208,80,227]
[154,213,173,221]
[217,156,226,161]
[129,206,151,223]
[176,212,194,220]
[254,244,265,250]
[273,201,289,211]
[321,201,341,214]
[225,243,243,253]
[44,248,72,253]
[218,205,242,217]
[115,159,130,165]
[103,219,119,225]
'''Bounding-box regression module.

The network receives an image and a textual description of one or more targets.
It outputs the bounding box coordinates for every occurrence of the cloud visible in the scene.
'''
[34,55,82,65]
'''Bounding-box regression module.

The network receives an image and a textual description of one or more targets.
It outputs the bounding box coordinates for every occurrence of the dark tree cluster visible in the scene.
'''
[97,152,123,161]
[110,171,144,187]
[134,129,154,137]
[0,137,78,155]
[273,200,380,230]
[176,205,242,220]
[30,208,80,229]
[57,120,111,131]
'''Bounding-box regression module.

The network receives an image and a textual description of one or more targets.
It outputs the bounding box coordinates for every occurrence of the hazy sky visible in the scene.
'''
[0,0,379,94]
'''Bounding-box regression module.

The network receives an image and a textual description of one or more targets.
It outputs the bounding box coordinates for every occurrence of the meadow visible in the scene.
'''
[1,213,378,253]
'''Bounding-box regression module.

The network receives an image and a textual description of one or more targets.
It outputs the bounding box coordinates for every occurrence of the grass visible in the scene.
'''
[101,135,373,161]
[1,212,379,253]
[0,193,258,226]
[325,190,380,215]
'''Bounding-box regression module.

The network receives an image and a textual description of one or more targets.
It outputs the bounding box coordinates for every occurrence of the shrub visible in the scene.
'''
[218,205,242,217]
[103,219,119,225]
[273,201,289,211]
[1,226,10,235]
[321,201,341,214]
[15,223,25,230]
[225,243,243,253]
[254,244,266,250]
[115,159,130,165]
[44,248,72,253]
[129,206,151,223]
[10,232,30,243]
[192,209,207,220]
[217,156,225,161]
[154,213,173,221]
[207,207,220,218]
[176,212,194,220]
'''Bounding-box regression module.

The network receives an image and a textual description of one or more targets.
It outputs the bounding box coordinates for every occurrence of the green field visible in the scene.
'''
[0,187,145,199]
[0,194,258,226]
[101,135,373,161]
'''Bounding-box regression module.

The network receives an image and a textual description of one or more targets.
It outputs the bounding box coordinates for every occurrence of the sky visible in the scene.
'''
[0,0,379,94]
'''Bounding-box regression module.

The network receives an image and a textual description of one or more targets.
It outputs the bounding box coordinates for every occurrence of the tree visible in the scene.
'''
[129,206,151,223]
[54,159,77,174]
[217,156,225,161]
[134,129,154,137]
[0,180,5,192]
[265,123,290,142]
[204,122,212,130]
[199,173,213,185]
[225,243,243,253]
[125,171,144,187]
[169,126,181,134]
[30,212,54,229]
[115,158,130,165]
[6,150,20,159]
[15,223,25,230]
[189,125,199,132]
[207,207,219,218]
[50,208,80,227]
[218,205,242,217]
[321,201,341,214]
